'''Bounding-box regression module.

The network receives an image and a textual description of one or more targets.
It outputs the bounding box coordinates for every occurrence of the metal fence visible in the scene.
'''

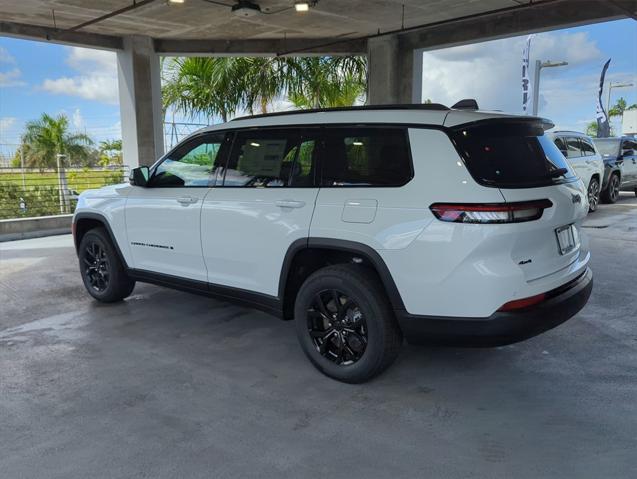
[0,166,129,220]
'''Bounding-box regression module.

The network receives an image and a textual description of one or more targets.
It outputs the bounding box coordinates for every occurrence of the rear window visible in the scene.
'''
[320,127,412,187]
[451,122,576,188]
[593,138,621,157]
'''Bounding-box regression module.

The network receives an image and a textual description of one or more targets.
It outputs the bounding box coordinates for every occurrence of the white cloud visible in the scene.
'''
[40,46,119,104]
[0,46,16,64]
[421,31,603,119]
[72,108,84,129]
[0,116,16,130]
[0,68,25,87]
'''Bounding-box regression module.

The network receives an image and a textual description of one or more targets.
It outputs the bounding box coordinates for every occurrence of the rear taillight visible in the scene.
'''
[429,200,552,224]
[498,292,546,312]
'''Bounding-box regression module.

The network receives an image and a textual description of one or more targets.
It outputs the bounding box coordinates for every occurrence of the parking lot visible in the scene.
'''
[1,193,636,478]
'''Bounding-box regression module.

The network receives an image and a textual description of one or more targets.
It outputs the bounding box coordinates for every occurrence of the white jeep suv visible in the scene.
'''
[548,131,604,212]
[73,105,593,383]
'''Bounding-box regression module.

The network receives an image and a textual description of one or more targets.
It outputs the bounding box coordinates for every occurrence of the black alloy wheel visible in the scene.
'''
[78,227,135,302]
[307,289,368,366]
[294,264,402,383]
[82,241,110,292]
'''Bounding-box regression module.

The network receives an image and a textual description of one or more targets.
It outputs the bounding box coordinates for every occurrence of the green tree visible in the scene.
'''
[98,139,123,166]
[162,56,368,121]
[585,121,598,137]
[20,113,93,169]
[286,57,367,109]
[608,97,637,118]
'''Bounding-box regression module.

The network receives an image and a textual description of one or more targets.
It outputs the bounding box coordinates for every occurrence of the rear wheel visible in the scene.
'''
[587,177,600,212]
[294,264,402,383]
[602,173,620,204]
[79,227,135,302]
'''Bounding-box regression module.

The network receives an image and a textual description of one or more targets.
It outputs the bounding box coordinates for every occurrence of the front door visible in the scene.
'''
[201,128,320,296]
[126,132,228,282]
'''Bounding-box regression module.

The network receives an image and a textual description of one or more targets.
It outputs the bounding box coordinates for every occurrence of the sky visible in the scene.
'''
[1,18,636,160]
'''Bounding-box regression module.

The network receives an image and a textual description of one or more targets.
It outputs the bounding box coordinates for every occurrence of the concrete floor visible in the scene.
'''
[1,193,636,478]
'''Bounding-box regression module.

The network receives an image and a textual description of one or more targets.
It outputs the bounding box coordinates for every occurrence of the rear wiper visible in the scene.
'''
[545,168,569,179]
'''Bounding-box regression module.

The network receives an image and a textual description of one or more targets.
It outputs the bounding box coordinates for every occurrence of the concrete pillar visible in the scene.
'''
[367,35,420,105]
[117,35,164,168]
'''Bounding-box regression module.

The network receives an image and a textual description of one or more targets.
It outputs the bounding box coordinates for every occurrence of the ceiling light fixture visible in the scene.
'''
[169,0,185,3]
[294,2,310,12]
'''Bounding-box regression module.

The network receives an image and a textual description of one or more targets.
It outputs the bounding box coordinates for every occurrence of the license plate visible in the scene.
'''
[555,224,579,255]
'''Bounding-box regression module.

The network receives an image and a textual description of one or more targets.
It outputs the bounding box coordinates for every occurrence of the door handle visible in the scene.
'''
[275,199,305,208]
[177,196,198,205]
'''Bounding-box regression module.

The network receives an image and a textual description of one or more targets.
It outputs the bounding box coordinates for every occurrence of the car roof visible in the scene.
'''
[197,105,546,133]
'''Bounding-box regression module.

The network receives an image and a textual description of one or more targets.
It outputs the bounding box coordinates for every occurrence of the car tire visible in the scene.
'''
[78,227,135,303]
[587,177,600,212]
[601,173,620,204]
[294,264,403,383]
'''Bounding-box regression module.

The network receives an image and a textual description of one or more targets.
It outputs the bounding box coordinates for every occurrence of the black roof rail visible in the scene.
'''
[231,103,449,121]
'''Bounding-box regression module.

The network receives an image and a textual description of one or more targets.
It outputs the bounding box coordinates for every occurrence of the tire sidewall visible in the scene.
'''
[294,268,392,382]
[588,178,600,212]
[609,174,620,202]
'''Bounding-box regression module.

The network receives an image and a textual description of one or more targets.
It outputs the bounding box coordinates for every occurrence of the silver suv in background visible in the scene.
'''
[549,131,604,212]
[593,137,637,202]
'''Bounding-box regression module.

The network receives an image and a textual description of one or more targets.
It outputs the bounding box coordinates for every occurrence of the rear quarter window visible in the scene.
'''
[451,122,576,188]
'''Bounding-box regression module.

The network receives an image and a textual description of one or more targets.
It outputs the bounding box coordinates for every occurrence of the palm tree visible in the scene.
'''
[609,97,637,118]
[162,56,368,122]
[99,139,123,166]
[21,113,93,169]
[286,57,367,109]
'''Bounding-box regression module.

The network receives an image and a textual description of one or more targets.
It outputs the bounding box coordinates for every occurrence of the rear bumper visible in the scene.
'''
[396,267,593,347]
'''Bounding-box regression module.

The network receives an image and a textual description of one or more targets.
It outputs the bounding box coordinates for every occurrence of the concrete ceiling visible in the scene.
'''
[0,0,540,40]
[0,0,635,54]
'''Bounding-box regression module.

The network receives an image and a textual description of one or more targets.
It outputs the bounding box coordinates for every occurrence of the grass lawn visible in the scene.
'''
[0,169,127,219]
[0,169,127,193]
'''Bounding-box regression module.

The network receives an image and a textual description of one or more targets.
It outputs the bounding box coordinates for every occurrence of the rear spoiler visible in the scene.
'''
[447,115,555,132]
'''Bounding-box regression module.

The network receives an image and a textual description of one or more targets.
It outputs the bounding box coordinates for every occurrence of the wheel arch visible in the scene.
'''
[74,212,129,268]
[278,238,406,320]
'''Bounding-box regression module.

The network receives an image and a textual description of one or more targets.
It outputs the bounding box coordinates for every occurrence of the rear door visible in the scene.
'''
[310,126,417,247]
[563,136,588,182]
[449,120,588,282]
[620,139,637,186]
[125,132,228,282]
[200,128,320,296]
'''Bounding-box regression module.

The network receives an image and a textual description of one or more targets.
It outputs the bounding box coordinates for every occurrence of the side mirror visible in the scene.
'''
[129,166,150,186]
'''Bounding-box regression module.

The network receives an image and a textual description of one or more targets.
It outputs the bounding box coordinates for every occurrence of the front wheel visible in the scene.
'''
[587,177,600,212]
[79,227,135,302]
[294,264,402,383]
[602,173,620,204]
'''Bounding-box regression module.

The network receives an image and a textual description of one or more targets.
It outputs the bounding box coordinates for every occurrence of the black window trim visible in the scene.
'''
[208,123,415,189]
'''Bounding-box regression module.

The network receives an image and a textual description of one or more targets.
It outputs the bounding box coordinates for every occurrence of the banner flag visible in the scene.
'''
[522,35,534,114]
[596,58,612,138]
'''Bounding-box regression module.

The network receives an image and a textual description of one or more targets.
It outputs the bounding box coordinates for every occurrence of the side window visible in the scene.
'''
[320,127,412,186]
[565,137,583,158]
[222,129,315,187]
[150,133,226,187]
[579,139,596,156]
[622,140,637,154]
[554,137,568,156]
